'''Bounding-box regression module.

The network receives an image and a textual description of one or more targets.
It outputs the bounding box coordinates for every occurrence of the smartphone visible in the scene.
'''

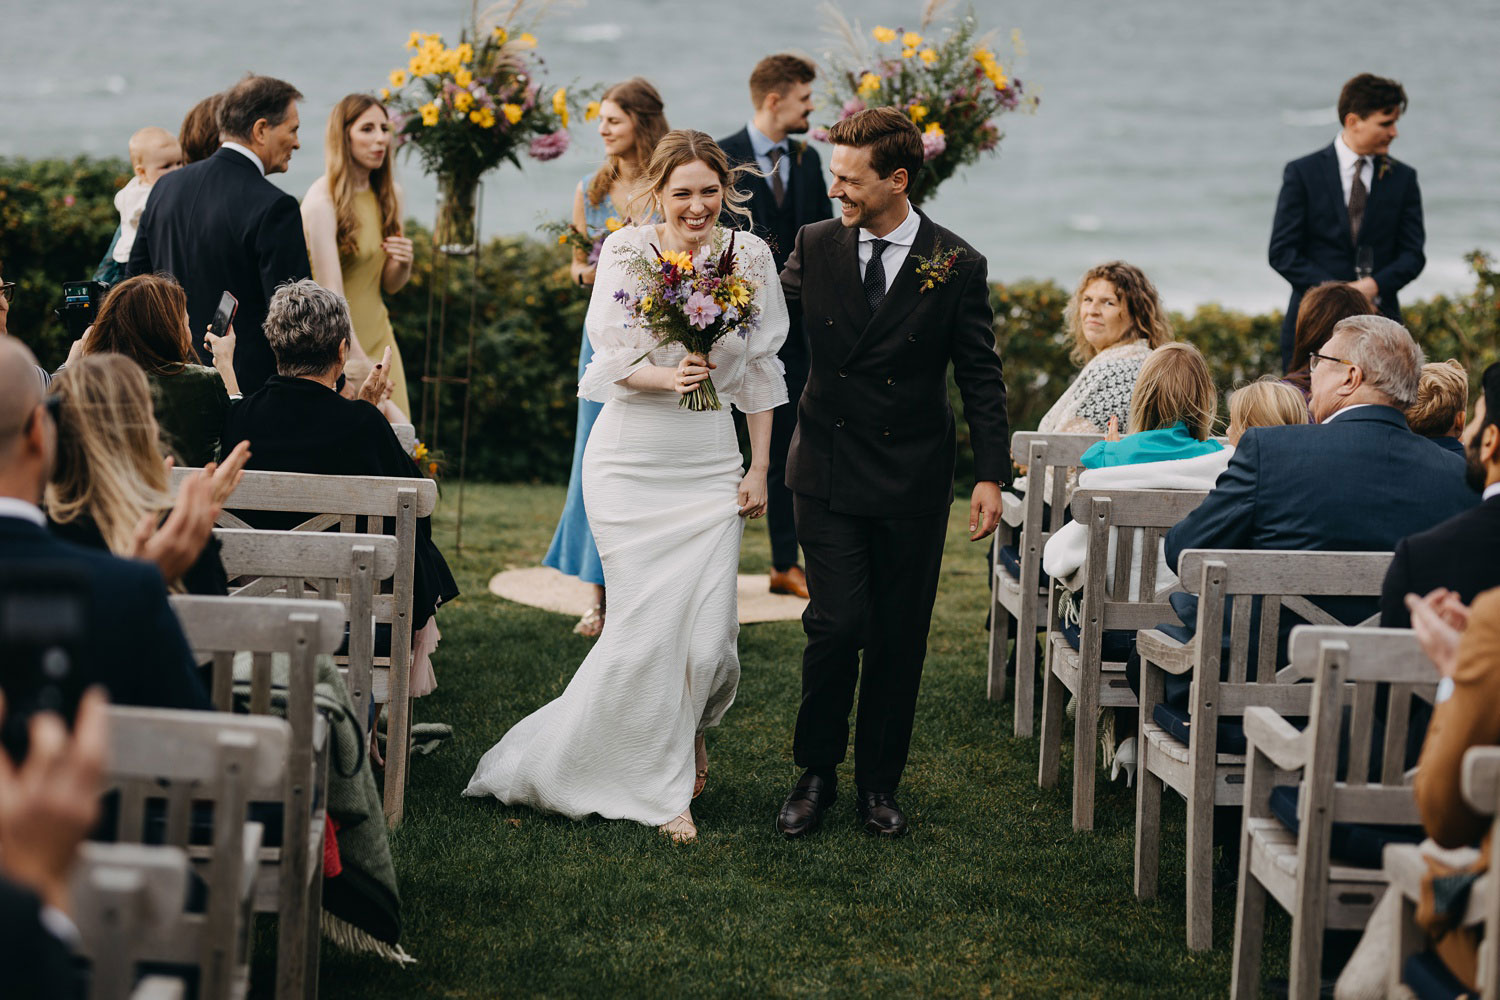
[0,565,91,763]
[209,290,238,342]
[57,280,108,339]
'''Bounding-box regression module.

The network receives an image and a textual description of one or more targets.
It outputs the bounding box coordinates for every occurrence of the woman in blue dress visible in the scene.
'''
[544,78,669,636]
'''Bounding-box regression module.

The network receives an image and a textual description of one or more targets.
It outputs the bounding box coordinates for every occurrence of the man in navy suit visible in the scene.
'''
[129,74,311,396]
[719,54,834,601]
[1269,73,1425,371]
[0,337,208,713]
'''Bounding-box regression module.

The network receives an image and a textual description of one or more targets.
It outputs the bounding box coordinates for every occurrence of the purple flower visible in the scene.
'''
[528,130,570,161]
[841,98,866,118]
[921,129,947,161]
[722,306,741,325]
[612,289,630,303]
[683,291,722,330]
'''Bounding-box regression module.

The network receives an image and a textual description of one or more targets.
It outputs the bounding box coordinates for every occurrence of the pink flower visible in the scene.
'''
[528,130,570,161]
[684,291,722,330]
[978,122,1000,152]
[841,98,866,118]
[63,194,76,207]
[810,127,831,143]
[921,129,946,161]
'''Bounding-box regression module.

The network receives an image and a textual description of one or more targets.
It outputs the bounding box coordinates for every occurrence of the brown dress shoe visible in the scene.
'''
[856,790,908,837]
[769,565,810,599]
[776,771,837,837]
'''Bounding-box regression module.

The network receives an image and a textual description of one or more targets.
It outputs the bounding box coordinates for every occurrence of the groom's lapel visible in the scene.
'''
[830,224,870,335]
[842,211,936,364]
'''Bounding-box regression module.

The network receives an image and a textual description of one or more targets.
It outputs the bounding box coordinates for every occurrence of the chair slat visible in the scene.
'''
[1228,594,1253,685]
[1345,682,1377,786]
[1257,597,1282,684]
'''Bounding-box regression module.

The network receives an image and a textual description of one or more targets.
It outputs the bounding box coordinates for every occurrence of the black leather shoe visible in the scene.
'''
[776,771,837,838]
[856,789,908,836]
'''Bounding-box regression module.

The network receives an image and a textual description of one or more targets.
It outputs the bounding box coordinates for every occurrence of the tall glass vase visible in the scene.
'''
[435,173,479,256]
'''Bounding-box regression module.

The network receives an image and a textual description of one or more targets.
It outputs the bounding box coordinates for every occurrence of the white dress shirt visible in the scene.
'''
[1334,132,1374,205]
[857,202,919,294]
[1485,482,1500,502]
[220,141,267,177]
[1321,402,1378,425]
[0,497,46,527]
[745,121,790,191]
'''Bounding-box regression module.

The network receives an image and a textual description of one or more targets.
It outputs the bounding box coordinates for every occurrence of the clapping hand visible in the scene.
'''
[382,235,415,268]
[131,461,221,583]
[359,346,393,406]
[1405,587,1472,680]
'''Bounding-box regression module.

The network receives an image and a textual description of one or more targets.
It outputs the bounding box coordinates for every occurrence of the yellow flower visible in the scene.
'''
[423,32,440,44]
[902,47,916,59]
[924,122,945,137]
[872,25,897,44]
[413,442,428,461]
[405,31,423,50]
[389,69,407,88]
[453,91,474,112]
[723,281,750,307]
[661,249,694,273]
[409,55,427,76]
[552,88,569,128]
[455,42,473,64]
[584,100,601,121]
[455,67,473,88]
[640,295,654,313]
[604,216,623,232]
[470,108,496,128]
[908,104,928,123]
[516,31,537,48]
[919,48,938,65]
[419,103,440,126]
[902,31,923,47]
[501,103,524,125]
[557,233,569,245]
[857,72,881,98]
[492,26,508,43]
[379,87,391,101]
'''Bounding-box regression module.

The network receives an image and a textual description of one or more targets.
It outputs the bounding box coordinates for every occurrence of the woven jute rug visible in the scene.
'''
[487,566,808,624]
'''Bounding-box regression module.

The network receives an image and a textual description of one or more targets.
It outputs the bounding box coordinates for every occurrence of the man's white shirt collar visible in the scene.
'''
[1321,402,1377,425]
[0,497,46,527]
[221,141,267,176]
[1484,482,1500,502]
[859,202,918,248]
[1333,133,1373,202]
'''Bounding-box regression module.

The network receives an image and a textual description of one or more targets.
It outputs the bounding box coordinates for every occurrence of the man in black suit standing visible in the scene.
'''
[1269,73,1425,372]
[775,109,1009,837]
[1382,361,1500,626]
[719,54,834,600]
[129,74,312,395]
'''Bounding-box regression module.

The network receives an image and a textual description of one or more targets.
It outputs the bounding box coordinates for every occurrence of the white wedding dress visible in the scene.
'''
[464,224,789,826]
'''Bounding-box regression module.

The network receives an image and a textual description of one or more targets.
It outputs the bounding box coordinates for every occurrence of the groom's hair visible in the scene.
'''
[749,54,817,107]
[1338,73,1407,123]
[826,108,922,187]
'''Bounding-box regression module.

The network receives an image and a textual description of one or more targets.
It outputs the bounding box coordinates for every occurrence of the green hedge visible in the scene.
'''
[4,156,1496,483]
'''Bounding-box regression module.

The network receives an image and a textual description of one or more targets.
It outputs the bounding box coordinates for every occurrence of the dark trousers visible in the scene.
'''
[792,493,949,792]
[766,369,805,570]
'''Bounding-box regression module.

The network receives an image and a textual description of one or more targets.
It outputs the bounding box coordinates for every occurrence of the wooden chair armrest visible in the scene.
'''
[1001,491,1025,528]
[1244,706,1307,771]
[1137,628,1197,676]
[131,977,186,1000]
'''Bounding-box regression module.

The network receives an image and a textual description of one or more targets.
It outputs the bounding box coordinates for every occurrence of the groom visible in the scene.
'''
[776,108,1010,837]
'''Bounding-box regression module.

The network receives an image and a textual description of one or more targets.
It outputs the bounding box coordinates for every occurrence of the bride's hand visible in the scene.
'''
[737,467,768,519]
[672,353,716,396]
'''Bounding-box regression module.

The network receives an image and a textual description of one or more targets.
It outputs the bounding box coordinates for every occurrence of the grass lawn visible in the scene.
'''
[259,481,1289,997]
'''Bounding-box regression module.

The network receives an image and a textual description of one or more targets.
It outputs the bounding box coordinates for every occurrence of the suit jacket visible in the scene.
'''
[128,147,312,395]
[780,212,1010,516]
[1412,586,1500,990]
[718,129,833,379]
[0,878,83,999]
[1268,144,1424,359]
[0,516,209,711]
[1381,494,1500,627]
[1162,405,1477,648]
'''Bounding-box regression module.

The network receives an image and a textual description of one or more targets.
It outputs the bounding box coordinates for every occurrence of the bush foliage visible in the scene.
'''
[5,156,1495,483]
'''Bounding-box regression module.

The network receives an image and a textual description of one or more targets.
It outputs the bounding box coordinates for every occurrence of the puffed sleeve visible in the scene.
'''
[578,228,660,403]
[725,238,789,414]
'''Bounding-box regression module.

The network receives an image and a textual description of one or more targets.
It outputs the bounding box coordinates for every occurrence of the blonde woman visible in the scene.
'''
[466,131,789,843]
[45,354,249,594]
[1227,376,1309,445]
[302,94,414,417]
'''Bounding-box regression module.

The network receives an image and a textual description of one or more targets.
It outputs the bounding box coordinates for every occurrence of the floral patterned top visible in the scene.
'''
[1037,340,1155,435]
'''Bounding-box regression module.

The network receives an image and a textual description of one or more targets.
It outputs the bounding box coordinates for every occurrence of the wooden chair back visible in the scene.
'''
[71,843,194,1000]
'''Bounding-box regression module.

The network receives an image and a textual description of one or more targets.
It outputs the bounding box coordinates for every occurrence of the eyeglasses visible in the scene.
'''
[0,281,14,304]
[1308,351,1356,373]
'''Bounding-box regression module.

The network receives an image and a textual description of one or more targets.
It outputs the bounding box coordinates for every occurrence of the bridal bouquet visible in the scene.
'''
[817,2,1038,204]
[540,214,625,266]
[612,231,760,412]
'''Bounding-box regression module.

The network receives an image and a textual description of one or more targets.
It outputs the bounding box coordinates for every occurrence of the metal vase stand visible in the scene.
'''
[417,180,483,553]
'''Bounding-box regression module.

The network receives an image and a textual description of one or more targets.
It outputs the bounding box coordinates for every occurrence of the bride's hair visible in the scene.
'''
[624,130,755,226]
[587,78,669,209]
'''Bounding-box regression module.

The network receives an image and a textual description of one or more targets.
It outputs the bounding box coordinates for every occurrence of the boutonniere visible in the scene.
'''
[1376,155,1391,181]
[914,242,965,293]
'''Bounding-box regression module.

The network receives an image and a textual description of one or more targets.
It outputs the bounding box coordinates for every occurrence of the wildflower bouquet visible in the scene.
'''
[612,230,760,411]
[383,1,590,251]
[539,213,626,266]
[817,2,1038,205]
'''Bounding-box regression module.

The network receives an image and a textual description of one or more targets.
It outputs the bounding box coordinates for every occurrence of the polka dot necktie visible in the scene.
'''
[864,238,891,313]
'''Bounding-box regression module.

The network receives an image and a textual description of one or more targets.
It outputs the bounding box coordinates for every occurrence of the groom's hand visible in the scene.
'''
[969,481,1003,541]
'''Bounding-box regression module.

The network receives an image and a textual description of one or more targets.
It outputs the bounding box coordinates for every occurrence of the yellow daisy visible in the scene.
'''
[872,25,897,44]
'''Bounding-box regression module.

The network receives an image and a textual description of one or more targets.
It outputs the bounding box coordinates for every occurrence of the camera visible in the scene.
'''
[56,280,110,340]
[0,565,90,763]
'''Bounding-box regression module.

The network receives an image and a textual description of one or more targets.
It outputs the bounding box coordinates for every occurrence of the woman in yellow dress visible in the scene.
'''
[302,94,415,418]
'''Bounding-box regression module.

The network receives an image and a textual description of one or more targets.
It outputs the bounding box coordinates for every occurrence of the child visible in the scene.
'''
[95,127,184,284]
[1227,375,1309,445]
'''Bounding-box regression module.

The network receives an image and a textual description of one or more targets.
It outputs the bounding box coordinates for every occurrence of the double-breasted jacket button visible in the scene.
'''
[838,368,849,378]
[885,376,895,386]
[823,317,834,327]
[881,427,892,438]
[834,418,846,428]
[906,333,917,342]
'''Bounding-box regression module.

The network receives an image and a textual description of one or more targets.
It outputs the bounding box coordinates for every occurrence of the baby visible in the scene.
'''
[111,127,184,267]
[1226,375,1309,445]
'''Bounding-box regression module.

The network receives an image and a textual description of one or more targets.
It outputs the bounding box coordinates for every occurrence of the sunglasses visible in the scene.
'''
[0,281,14,304]
[1307,351,1356,373]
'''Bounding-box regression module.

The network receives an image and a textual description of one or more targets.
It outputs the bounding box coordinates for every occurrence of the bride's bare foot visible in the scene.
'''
[658,808,697,843]
[692,732,708,799]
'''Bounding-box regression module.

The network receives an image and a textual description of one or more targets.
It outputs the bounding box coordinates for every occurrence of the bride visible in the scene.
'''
[464,130,789,842]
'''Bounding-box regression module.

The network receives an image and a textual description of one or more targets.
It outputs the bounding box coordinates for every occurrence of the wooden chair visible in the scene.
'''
[1231,626,1437,1000]
[94,706,278,1000]
[72,842,194,1000]
[170,595,344,1000]
[1037,487,1208,831]
[171,467,437,826]
[214,527,399,739]
[1382,746,1500,998]
[390,423,417,455]
[987,431,1102,737]
[1133,549,1394,951]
